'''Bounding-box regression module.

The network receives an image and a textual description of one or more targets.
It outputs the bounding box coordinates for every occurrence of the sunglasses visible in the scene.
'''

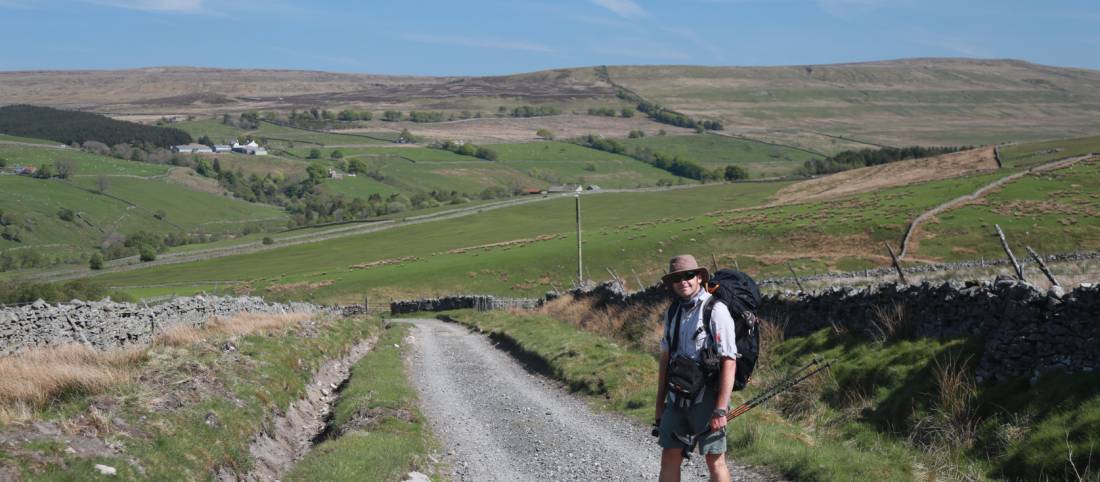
[667,271,699,282]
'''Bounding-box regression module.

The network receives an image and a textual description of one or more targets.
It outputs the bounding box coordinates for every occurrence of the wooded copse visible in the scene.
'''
[574,134,746,181]
[436,140,499,161]
[799,145,972,175]
[0,105,192,148]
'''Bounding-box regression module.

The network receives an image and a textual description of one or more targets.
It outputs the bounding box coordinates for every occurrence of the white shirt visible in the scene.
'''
[660,288,738,361]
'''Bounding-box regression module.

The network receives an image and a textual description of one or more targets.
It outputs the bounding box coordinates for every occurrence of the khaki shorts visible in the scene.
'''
[657,387,727,455]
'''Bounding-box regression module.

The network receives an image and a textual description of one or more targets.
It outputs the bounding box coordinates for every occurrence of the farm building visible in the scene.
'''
[172,144,214,154]
[231,139,268,156]
[548,185,581,193]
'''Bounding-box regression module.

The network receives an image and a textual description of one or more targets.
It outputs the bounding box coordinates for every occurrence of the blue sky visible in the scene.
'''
[1,0,1098,75]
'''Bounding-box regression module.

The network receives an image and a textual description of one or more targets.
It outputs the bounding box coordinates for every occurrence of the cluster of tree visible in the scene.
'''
[798,145,970,176]
[636,101,722,131]
[628,130,646,139]
[221,112,261,130]
[586,107,633,118]
[0,249,51,272]
[0,105,192,148]
[510,105,561,118]
[575,134,746,182]
[535,128,555,140]
[0,209,29,244]
[382,110,404,122]
[436,140,499,161]
[337,110,373,121]
[408,111,447,123]
[0,279,133,304]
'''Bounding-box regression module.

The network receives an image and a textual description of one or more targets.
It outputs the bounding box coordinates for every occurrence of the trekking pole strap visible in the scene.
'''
[727,359,832,421]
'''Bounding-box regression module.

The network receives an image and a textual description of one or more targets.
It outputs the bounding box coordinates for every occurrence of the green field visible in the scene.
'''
[93,181,790,301]
[490,141,639,162]
[617,134,823,176]
[915,158,1100,261]
[288,146,474,163]
[174,119,392,148]
[997,135,1100,169]
[96,161,1021,303]
[0,145,288,270]
[0,133,61,146]
[0,145,170,177]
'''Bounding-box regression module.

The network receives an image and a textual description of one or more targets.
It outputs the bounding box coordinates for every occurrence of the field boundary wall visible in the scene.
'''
[0,295,331,356]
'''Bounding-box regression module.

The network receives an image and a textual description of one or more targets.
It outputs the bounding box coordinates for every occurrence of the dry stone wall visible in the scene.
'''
[392,276,1100,384]
[0,295,330,356]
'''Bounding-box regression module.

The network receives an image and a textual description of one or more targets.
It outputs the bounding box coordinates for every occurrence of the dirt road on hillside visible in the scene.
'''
[403,318,775,481]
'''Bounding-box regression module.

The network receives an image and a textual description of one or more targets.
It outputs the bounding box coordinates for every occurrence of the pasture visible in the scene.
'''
[617,133,823,176]
[913,157,1100,261]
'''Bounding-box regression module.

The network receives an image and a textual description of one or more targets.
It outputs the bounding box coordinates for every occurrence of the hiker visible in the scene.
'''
[655,254,738,482]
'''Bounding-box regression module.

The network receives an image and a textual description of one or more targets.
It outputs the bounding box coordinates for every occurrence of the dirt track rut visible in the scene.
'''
[404,318,772,481]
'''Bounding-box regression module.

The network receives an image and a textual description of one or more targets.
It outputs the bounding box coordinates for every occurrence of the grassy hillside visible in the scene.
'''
[88,134,1100,302]
[616,133,823,176]
[0,144,288,272]
[914,157,1100,261]
[606,59,1100,150]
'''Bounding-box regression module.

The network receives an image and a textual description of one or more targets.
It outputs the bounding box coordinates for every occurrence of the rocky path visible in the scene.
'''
[404,318,773,481]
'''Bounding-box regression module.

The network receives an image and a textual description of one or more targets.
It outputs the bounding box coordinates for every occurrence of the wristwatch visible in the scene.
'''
[712,408,728,418]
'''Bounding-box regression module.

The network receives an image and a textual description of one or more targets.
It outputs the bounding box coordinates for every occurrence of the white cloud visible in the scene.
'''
[591,0,647,18]
[83,0,205,13]
[403,34,555,54]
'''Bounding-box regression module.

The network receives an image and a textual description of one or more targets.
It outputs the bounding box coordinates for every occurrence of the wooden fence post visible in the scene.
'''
[995,224,1025,281]
[884,242,908,285]
[1025,246,1060,288]
[786,261,805,292]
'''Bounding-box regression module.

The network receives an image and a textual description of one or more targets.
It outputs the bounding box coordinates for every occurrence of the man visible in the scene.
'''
[655,255,738,482]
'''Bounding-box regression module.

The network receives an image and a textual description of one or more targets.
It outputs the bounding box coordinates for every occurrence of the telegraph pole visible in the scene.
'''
[575,187,583,287]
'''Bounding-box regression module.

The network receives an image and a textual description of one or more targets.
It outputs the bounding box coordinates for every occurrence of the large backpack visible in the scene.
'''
[703,269,762,391]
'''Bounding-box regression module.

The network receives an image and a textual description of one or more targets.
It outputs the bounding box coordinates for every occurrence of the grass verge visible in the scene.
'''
[0,313,380,480]
[285,323,438,481]
[441,307,1100,481]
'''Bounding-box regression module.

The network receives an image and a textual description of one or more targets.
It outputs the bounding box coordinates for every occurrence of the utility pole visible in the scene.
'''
[575,187,583,287]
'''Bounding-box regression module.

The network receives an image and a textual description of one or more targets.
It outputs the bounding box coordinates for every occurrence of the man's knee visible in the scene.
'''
[661,447,683,465]
[705,452,726,467]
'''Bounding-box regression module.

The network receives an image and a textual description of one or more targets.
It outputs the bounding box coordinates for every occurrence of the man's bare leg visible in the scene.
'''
[705,452,731,482]
[659,448,683,482]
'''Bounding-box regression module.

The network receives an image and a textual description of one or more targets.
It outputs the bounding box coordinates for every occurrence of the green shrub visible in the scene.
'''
[139,245,156,262]
[89,252,104,270]
[57,208,75,222]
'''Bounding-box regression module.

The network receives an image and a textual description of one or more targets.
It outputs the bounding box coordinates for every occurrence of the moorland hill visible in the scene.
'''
[4,58,1100,150]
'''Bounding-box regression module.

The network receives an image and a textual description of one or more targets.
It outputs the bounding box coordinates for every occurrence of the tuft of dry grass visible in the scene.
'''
[910,353,980,453]
[537,295,667,351]
[0,344,146,422]
[868,302,918,345]
[152,325,206,347]
[0,312,313,423]
[152,312,313,347]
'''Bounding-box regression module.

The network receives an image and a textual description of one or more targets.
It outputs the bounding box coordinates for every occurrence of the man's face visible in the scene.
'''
[669,271,701,300]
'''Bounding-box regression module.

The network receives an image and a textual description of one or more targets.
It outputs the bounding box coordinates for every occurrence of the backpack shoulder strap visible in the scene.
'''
[702,297,719,345]
[666,302,684,355]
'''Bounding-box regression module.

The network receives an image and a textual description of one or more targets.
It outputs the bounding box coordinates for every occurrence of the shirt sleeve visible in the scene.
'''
[709,301,738,359]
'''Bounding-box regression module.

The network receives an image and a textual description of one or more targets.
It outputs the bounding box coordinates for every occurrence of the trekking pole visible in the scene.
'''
[671,357,832,459]
[726,357,832,421]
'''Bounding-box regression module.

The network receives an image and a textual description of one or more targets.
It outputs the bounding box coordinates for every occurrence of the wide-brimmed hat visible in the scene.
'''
[662,254,709,284]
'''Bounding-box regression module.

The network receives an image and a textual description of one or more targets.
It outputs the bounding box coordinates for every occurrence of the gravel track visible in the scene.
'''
[404,318,773,481]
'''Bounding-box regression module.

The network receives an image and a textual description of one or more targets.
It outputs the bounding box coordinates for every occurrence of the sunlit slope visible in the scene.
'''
[607,59,1100,149]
